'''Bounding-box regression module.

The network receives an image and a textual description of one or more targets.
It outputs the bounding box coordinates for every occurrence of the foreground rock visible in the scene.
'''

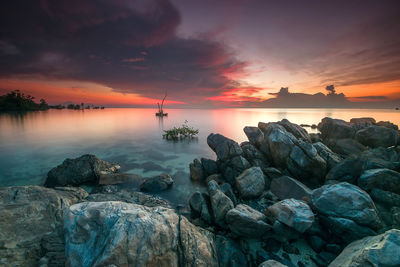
[139,174,174,192]
[235,167,265,199]
[329,229,400,267]
[64,201,218,267]
[207,133,243,161]
[355,125,398,148]
[358,168,400,194]
[208,180,234,227]
[0,186,87,266]
[270,176,311,201]
[45,154,120,187]
[225,204,271,238]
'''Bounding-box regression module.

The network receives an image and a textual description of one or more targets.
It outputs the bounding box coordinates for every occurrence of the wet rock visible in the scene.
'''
[308,235,325,253]
[329,229,400,267]
[358,168,400,194]
[278,119,311,143]
[370,188,400,207]
[226,204,271,238]
[376,120,399,130]
[206,174,224,185]
[318,117,355,140]
[189,191,213,224]
[45,154,120,187]
[266,198,314,233]
[309,133,321,143]
[270,176,311,201]
[220,155,251,184]
[241,142,271,173]
[139,174,173,192]
[325,244,342,254]
[244,126,264,146]
[0,186,87,266]
[313,142,342,170]
[64,201,218,267]
[263,238,282,253]
[263,167,283,180]
[235,167,265,199]
[221,183,238,205]
[86,186,172,208]
[216,235,247,267]
[311,183,381,230]
[190,158,204,181]
[208,180,234,227]
[98,173,141,186]
[201,158,218,177]
[266,126,297,167]
[355,125,398,148]
[207,133,243,161]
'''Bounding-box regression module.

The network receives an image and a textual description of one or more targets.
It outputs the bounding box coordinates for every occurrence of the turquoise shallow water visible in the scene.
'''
[0,108,399,205]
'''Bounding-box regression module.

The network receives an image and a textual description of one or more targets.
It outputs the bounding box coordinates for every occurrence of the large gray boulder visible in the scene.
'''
[140,174,173,192]
[329,229,400,267]
[64,201,218,267]
[0,186,88,267]
[207,133,242,161]
[325,138,366,157]
[318,117,356,140]
[208,180,234,227]
[358,168,400,194]
[270,176,312,201]
[266,126,297,167]
[355,125,398,148]
[277,118,311,143]
[225,204,271,238]
[311,183,381,230]
[235,167,265,199]
[45,154,120,187]
[266,198,314,233]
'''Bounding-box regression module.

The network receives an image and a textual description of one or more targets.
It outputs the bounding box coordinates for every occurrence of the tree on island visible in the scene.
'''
[0,90,49,111]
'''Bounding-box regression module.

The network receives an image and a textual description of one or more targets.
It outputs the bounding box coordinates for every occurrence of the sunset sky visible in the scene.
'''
[0,0,399,107]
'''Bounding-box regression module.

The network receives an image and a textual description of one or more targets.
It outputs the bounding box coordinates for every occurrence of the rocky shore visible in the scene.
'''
[1,117,400,266]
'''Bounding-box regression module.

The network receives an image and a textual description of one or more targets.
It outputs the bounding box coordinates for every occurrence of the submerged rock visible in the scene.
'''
[98,173,141,186]
[225,204,271,238]
[266,198,314,233]
[139,174,173,192]
[329,229,400,267]
[235,167,265,199]
[190,158,204,181]
[64,201,218,267]
[0,186,87,266]
[45,154,120,187]
[355,125,398,148]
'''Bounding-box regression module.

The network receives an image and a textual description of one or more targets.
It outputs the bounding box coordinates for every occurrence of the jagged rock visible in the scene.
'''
[86,186,171,208]
[219,155,251,184]
[266,126,297,167]
[244,126,264,146]
[358,168,400,194]
[226,204,271,238]
[208,180,234,227]
[140,174,173,192]
[325,138,366,156]
[216,235,247,267]
[190,158,204,181]
[189,191,213,224]
[0,186,87,267]
[313,142,342,170]
[64,201,218,267]
[329,229,400,267]
[355,125,398,148]
[311,182,381,230]
[286,141,327,187]
[259,260,288,267]
[318,117,355,140]
[45,154,120,187]
[270,176,312,201]
[207,133,242,161]
[201,158,218,177]
[235,167,265,199]
[221,183,238,205]
[278,119,311,143]
[266,198,314,233]
[241,142,271,173]
[98,173,141,185]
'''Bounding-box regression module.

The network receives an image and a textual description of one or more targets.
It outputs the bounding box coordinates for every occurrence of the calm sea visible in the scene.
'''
[1,108,398,205]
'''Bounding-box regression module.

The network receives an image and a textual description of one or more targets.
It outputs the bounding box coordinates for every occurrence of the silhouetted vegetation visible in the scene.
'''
[163,120,199,140]
[0,90,49,111]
